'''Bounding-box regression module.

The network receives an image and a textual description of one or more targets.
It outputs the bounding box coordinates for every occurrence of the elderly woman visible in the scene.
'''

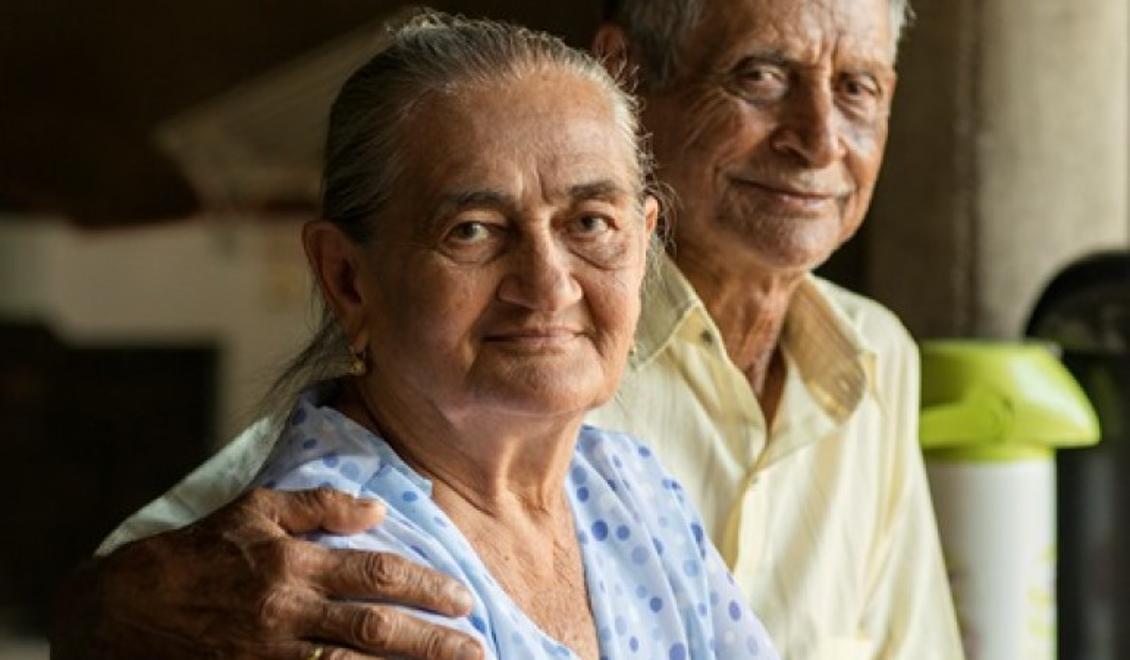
[255,14,777,660]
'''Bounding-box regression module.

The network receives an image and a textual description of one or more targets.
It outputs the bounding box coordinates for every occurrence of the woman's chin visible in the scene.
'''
[468,371,615,421]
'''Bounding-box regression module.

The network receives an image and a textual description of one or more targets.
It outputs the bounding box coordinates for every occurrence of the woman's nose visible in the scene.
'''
[496,235,582,312]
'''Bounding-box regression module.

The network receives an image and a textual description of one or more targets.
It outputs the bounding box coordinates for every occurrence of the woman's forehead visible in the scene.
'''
[397,70,640,201]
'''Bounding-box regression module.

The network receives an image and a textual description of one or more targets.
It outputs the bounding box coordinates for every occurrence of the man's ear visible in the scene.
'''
[592,23,635,83]
[303,221,368,349]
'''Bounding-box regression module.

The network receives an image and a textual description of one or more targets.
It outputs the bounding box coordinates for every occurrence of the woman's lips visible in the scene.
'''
[483,327,582,350]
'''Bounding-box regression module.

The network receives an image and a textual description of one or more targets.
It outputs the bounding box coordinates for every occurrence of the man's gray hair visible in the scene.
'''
[602,0,913,91]
[264,12,658,419]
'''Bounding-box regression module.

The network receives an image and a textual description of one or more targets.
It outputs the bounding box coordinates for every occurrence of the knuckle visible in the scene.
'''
[306,485,342,509]
[361,552,402,591]
[258,537,304,578]
[421,627,462,659]
[353,607,396,647]
[240,487,274,515]
[253,586,295,634]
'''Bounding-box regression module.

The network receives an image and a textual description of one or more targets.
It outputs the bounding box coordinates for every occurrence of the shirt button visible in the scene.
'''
[700,330,713,345]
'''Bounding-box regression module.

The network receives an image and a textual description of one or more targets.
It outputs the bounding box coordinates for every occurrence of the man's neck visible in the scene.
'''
[671,241,805,418]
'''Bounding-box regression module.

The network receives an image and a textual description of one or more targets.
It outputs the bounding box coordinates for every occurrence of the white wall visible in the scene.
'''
[0,216,315,444]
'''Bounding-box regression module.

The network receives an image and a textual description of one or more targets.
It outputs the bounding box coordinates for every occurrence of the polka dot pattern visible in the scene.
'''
[255,393,777,659]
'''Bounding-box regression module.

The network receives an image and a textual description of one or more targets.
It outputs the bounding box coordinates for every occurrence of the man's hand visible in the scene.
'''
[52,488,483,659]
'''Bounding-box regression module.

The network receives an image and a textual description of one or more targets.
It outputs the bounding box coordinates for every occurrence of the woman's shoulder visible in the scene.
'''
[575,425,660,474]
[254,393,416,499]
[573,425,703,536]
[575,426,688,492]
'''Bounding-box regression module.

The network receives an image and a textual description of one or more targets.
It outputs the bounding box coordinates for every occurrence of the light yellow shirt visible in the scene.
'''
[589,256,963,660]
[98,255,962,660]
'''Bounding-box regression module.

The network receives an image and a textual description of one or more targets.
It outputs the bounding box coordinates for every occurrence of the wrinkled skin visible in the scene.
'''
[54,1,899,656]
[595,0,895,405]
[304,69,654,660]
[52,488,482,659]
[643,0,896,277]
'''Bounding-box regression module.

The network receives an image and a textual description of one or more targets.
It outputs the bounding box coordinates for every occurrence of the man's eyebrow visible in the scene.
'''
[568,179,631,202]
[734,50,893,81]
[736,50,796,67]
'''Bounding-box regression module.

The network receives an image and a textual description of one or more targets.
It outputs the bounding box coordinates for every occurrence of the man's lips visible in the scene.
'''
[733,178,850,202]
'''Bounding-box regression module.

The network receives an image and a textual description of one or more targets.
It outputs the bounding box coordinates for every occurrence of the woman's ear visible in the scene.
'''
[303,221,368,348]
[591,23,635,83]
[643,195,659,236]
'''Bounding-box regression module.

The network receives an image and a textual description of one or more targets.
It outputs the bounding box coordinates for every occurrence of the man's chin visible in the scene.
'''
[720,215,844,274]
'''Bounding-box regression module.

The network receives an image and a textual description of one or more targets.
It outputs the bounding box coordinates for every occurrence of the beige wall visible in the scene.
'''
[869,0,1130,339]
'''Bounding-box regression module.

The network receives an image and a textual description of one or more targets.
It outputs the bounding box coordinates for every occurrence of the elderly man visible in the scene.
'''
[55,0,962,658]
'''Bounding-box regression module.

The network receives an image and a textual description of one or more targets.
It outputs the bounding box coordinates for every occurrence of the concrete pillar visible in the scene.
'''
[868,0,1130,339]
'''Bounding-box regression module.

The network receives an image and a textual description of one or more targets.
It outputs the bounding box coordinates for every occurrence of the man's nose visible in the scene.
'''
[770,84,846,168]
[496,234,582,311]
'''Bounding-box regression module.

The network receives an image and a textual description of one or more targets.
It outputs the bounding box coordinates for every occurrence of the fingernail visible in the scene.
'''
[450,584,474,611]
[457,640,481,660]
[359,498,385,513]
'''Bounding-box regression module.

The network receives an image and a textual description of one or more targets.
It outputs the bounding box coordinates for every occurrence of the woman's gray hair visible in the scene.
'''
[602,0,914,91]
[263,11,662,420]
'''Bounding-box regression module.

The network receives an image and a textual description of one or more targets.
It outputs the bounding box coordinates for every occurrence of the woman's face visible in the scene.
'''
[355,69,655,424]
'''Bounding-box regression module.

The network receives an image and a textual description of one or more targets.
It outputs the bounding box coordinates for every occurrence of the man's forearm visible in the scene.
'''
[51,555,194,660]
[52,558,106,659]
[50,488,481,659]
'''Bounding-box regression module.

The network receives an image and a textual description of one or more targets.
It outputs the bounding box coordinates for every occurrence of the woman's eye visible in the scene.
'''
[448,221,491,243]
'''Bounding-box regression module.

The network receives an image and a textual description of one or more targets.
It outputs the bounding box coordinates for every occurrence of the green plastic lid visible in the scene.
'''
[919,340,1100,461]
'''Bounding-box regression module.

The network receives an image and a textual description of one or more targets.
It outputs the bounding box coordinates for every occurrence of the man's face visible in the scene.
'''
[641,0,896,274]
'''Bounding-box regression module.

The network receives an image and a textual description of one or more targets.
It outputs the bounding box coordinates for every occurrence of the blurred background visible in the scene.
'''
[0,0,1127,658]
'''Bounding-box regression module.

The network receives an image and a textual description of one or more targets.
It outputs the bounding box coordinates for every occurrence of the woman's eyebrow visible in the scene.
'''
[568,180,629,203]
[427,181,627,228]
[437,189,515,212]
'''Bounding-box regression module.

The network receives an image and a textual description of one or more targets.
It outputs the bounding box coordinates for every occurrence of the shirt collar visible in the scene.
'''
[783,277,876,423]
[631,253,701,367]
[632,253,875,424]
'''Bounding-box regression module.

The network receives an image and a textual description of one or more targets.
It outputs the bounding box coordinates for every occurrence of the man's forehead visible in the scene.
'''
[687,0,895,67]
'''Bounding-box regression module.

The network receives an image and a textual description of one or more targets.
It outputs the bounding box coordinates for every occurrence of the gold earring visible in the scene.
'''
[348,346,368,377]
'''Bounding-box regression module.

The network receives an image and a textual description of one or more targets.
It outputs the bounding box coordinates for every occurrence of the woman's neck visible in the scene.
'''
[334,379,582,516]
[333,379,600,658]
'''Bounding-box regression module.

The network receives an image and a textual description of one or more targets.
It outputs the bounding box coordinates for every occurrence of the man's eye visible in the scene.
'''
[743,66,779,83]
[448,221,491,243]
[572,215,611,235]
[838,75,880,100]
[732,64,788,101]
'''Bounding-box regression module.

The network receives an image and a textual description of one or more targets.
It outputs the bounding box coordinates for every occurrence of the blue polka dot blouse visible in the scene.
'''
[256,390,778,659]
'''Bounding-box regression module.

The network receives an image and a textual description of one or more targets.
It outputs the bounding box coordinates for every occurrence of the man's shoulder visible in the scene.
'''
[96,419,276,555]
[809,276,916,357]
